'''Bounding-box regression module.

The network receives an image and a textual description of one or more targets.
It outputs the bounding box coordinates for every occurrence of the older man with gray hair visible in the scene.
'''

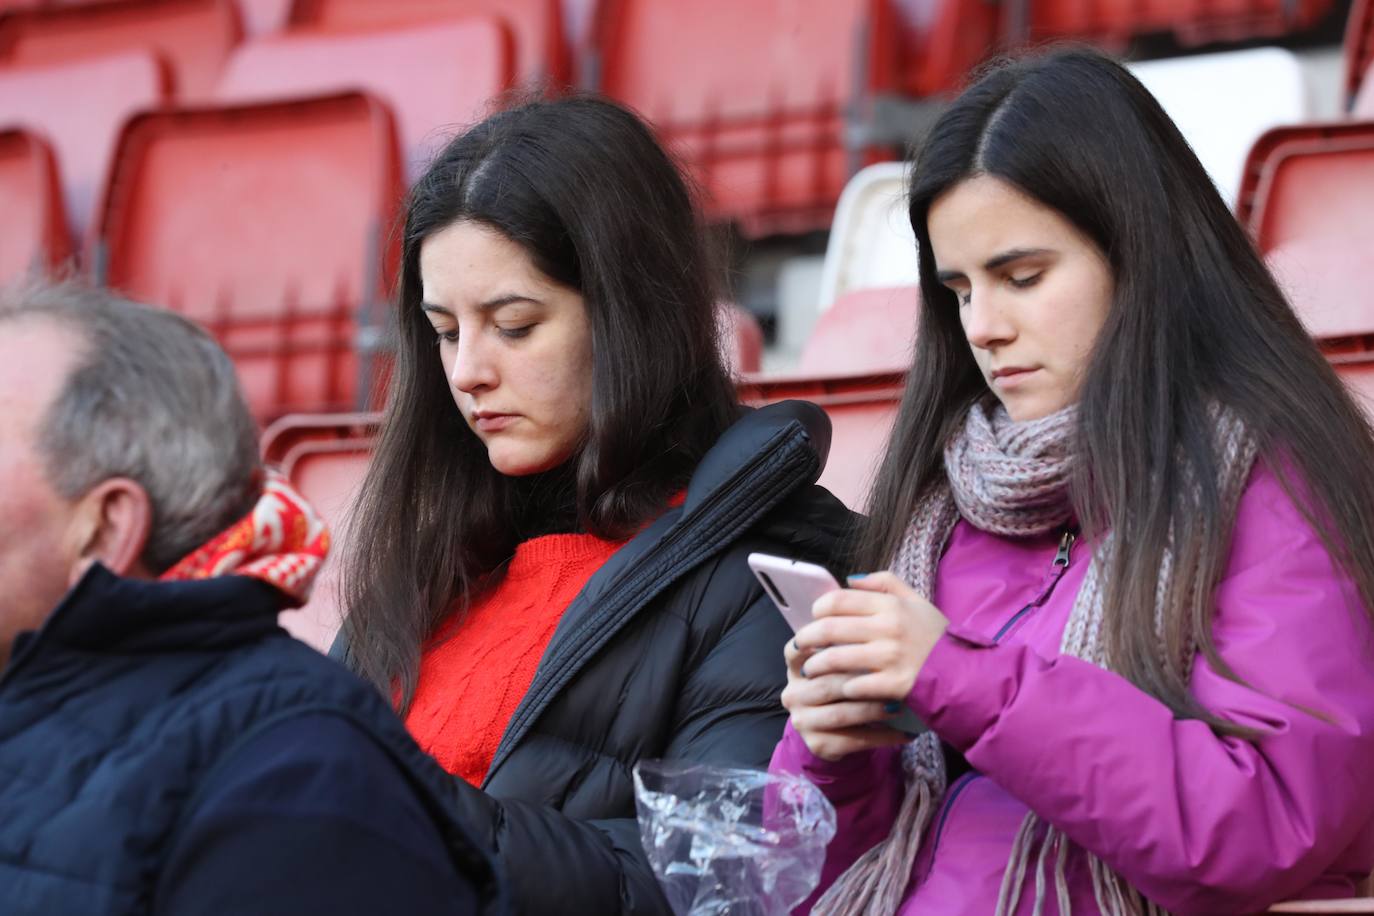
[0,282,504,915]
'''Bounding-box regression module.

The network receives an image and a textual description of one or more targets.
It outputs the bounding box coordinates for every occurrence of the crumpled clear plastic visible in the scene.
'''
[633,759,837,916]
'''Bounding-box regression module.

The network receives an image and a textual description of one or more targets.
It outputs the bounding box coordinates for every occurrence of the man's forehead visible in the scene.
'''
[0,316,82,429]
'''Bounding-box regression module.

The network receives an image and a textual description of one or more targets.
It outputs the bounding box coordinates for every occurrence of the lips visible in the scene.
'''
[472,412,518,433]
[990,366,1038,388]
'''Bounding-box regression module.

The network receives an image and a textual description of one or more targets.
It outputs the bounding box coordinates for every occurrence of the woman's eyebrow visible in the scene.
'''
[477,294,542,312]
[983,247,1052,271]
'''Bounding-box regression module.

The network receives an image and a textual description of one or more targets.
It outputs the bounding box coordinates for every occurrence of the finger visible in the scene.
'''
[811,588,896,620]
[792,614,883,653]
[846,571,921,601]
[801,724,915,761]
[839,670,917,704]
[781,673,855,710]
[790,699,893,733]
[803,643,893,679]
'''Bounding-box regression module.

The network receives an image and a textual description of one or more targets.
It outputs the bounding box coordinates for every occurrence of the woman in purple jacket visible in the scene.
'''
[771,48,1374,915]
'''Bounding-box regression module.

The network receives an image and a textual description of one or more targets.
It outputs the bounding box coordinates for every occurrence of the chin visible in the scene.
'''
[486,447,567,478]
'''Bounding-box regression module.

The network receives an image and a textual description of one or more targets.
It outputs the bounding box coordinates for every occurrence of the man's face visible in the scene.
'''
[0,318,85,664]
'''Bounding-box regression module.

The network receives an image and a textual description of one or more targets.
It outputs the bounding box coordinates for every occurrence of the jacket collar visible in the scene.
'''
[484,400,832,783]
[6,564,286,678]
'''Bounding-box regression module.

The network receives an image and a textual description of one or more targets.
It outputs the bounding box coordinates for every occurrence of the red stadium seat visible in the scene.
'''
[737,371,904,509]
[893,0,999,97]
[0,50,167,241]
[216,17,512,180]
[1236,121,1374,254]
[593,0,903,237]
[286,0,569,87]
[95,92,404,420]
[0,128,69,284]
[262,412,377,651]
[800,286,919,376]
[1347,0,1373,110]
[0,0,241,100]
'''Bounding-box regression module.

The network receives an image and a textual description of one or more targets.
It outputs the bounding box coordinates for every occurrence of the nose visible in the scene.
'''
[961,288,1016,352]
[447,328,498,394]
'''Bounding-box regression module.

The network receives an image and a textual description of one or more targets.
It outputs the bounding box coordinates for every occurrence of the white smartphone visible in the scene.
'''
[746,552,840,633]
[746,552,928,738]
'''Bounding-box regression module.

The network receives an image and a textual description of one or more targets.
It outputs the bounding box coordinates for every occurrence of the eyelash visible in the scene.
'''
[953,272,1043,306]
[432,326,534,345]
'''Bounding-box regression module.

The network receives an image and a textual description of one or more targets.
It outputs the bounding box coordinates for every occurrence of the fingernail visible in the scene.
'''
[800,663,808,679]
[884,700,902,714]
[848,573,870,582]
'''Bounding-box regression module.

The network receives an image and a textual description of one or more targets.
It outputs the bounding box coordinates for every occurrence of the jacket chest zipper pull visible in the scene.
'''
[1053,530,1076,568]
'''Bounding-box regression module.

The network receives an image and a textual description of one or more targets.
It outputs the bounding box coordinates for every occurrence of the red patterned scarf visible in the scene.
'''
[160,469,330,606]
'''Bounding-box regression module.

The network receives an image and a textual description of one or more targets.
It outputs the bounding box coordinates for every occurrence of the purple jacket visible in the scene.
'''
[771,462,1374,914]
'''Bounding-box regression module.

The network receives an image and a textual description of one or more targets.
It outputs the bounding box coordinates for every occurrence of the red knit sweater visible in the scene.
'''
[405,532,627,786]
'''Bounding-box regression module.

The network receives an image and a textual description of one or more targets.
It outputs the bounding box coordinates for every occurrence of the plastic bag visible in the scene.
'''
[633,759,837,916]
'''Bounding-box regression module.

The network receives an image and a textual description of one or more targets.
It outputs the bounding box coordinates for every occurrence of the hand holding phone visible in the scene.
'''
[747,553,928,737]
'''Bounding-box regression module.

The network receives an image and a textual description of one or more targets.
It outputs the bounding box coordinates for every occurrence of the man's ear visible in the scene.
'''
[68,478,154,582]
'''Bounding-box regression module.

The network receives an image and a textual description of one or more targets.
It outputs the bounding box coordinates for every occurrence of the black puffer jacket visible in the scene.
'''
[403,400,852,914]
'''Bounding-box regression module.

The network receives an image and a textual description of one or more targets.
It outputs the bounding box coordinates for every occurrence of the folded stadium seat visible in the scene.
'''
[1237,122,1374,417]
[216,17,513,180]
[1346,0,1373,110]
[286,0,570,88]
[737,371,904,510]
[0,50,167,243]
[1129,48,1309,207]
[817,162,917,309]
[94,92,404,421]
[592,0,905,238]
[799,286,918,377]
[0,0,240,100]
[1236,121,1374,254]
[261,412,379,651]
[0,128,70,284]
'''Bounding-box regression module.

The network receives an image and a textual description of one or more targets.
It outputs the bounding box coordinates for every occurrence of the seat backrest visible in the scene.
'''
[286,0,568,86]
[216,17,511,180]
[738,371,905,509]
[275,434,374,651]
[1129,48,1309,207]
[0,128,69,284]
[593,0,900,236]
[1347,0,1373,110]
[96,91,404,419]
[1236,121,1374,254]
[0,50,167,240]
[801,286,919,377]
[0,0,240,100]
[1026,0,1333,47]
[818,161,917,308]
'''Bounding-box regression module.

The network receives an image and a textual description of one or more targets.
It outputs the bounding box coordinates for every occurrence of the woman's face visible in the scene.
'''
[927,175,1114,422]
[420,220,594,477]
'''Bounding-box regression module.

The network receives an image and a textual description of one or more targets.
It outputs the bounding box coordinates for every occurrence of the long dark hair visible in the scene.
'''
[342,95,739,710]
[860,48,1374,729]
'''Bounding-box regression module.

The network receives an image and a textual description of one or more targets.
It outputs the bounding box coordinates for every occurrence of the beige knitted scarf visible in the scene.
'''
[812,399,1257,916]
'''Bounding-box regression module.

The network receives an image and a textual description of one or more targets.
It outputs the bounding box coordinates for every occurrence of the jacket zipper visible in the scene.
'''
[926,529,1078,863]
[989,528,1076,644]
[928,771,979,859]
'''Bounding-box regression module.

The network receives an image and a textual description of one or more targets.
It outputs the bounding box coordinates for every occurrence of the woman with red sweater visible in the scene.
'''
[333,95,852,914]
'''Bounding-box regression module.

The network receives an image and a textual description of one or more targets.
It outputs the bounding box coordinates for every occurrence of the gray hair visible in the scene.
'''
[0,281,261,573]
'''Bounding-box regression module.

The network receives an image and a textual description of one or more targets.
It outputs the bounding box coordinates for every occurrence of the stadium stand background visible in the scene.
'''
[2,6,1373,902]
